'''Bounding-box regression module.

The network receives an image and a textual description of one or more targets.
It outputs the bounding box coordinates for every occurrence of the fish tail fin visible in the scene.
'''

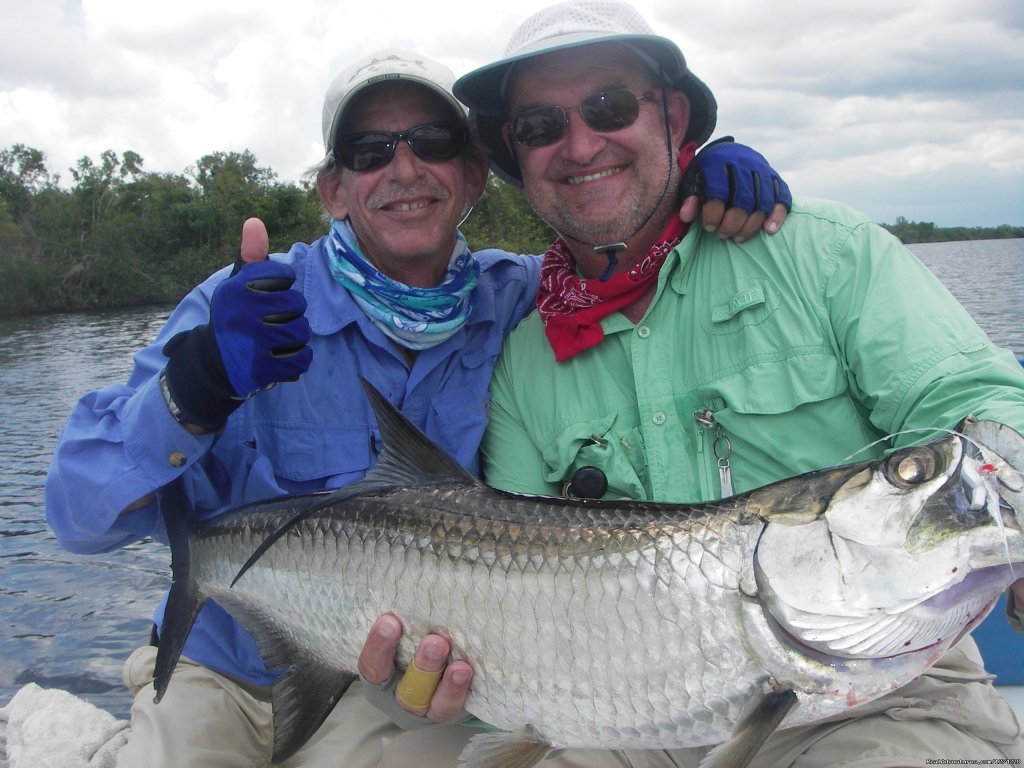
[152,477,208,704]
[698,689,798,768]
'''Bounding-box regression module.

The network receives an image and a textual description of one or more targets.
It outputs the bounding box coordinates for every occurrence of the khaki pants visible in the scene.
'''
[118,637,1023,768]
[117,646,400,768]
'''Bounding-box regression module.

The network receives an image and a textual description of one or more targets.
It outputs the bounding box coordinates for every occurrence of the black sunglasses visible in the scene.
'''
[334,122,469,172]
[510,88,657,149]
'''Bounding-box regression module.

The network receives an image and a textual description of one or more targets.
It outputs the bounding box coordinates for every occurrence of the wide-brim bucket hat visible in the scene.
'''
[322,49,466,159]
[452,0,717,186]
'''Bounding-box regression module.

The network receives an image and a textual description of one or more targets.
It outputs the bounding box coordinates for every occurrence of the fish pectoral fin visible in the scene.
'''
[698,689,799,768]
[231,487,366,586]
[457,726,555,768]
[269,666,358,764]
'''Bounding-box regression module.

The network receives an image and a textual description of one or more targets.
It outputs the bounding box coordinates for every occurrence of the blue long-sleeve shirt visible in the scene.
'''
[45,235,540,684]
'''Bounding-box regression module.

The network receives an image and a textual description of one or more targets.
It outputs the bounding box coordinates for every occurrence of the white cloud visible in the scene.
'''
[0,0,1020,226]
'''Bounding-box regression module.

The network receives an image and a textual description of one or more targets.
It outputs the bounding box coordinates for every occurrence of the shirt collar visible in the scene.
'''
[666,226,699,298]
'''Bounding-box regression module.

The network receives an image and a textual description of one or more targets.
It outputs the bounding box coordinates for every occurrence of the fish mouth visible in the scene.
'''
[755,428,1024,664]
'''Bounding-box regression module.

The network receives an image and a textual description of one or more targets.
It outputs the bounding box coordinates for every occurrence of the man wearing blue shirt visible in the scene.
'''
[45,47,789,766]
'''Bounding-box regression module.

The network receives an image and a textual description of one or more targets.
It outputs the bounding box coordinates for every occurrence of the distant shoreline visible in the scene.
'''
[880,221,1024,244]
[1,137,1021,319]
[2,235,1022,319]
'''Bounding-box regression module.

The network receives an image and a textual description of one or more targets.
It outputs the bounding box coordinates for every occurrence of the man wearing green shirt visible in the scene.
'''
[450,0,1024,765]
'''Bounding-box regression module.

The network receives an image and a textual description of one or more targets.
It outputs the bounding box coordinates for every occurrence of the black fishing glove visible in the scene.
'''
[684,136,793,215]
[162,260,312,432]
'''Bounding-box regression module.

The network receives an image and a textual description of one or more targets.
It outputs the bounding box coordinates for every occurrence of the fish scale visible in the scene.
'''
[197,493,772,746]
[153,384,1024,768]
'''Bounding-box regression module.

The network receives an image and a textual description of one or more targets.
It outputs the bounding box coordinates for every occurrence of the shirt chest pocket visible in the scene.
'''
[541,412,650,500]
[687,273,843,396]
[255,421,371,485]
[703,280,775,334]
[695,353,872,491]
[705,352,848,416]
[423,338,501,470]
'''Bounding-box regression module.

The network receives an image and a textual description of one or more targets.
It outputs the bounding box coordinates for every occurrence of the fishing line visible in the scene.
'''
[842,426,1024,480]
[980,462,1014,579]
[844,426,1022,575]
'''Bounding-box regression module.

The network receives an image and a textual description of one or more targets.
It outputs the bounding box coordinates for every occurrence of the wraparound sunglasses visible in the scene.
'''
[334,122,469,172]
[510,88,658,148]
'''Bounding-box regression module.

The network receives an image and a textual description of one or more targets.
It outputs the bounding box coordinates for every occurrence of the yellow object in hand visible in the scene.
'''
[394,658,444,711]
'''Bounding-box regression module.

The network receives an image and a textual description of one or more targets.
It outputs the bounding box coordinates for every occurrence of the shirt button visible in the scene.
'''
[637,325,651,338]
[168,451,187,468]
[652,411,667,426]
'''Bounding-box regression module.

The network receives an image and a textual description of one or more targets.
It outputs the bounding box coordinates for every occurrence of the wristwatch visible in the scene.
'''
[158,368,187,424]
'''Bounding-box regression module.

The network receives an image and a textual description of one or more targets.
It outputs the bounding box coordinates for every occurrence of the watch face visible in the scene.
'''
[159,370,184,422]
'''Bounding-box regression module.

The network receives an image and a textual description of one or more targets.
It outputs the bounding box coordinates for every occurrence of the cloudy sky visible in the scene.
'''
[2,0,1022,227]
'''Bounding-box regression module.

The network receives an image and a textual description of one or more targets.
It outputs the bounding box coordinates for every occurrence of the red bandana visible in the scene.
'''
[537,143,695,362]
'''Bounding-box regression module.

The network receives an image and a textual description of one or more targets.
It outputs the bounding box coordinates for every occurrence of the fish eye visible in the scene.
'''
[884,447,938,487]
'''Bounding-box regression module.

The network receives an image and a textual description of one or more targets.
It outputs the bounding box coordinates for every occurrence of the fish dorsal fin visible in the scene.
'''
[360,376,477,488]
[231,488,365,586]
[231,379,478,586]
[699,689,798,768]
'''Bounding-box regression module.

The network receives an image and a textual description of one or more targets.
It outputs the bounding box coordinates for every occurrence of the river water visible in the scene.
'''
[1,239,1022,719]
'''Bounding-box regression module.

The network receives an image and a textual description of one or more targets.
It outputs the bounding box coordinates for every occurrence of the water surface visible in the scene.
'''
[1,239,1021,718]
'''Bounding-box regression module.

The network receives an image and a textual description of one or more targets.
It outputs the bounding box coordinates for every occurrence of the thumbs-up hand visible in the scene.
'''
[226,218,307,355]
[239,217,270,265]
[161,218,312,432]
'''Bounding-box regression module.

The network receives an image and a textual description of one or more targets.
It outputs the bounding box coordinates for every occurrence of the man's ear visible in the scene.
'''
[666,91,691,148]
[317,171,349,220]
[462,148,491,206]
[501,122,519,167]
[501,122,514,155]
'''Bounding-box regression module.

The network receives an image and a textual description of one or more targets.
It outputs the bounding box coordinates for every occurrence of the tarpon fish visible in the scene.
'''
[154,380,1024,768]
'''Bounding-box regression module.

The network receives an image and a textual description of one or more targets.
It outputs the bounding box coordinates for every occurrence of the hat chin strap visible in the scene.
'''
[593,243,626,281]
[589,85,677,282]
[507,85,679,282]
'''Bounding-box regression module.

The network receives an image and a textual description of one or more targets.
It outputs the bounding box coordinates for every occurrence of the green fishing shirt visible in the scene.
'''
[482,197,1024,501]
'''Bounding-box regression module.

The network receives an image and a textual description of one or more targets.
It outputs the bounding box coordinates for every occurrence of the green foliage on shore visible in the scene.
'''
[880,216,1024,244]
[0,144,553,316]
[3,143,1021,315]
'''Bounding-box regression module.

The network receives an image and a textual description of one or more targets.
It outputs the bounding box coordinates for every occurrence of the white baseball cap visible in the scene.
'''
[322,49,467,156]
